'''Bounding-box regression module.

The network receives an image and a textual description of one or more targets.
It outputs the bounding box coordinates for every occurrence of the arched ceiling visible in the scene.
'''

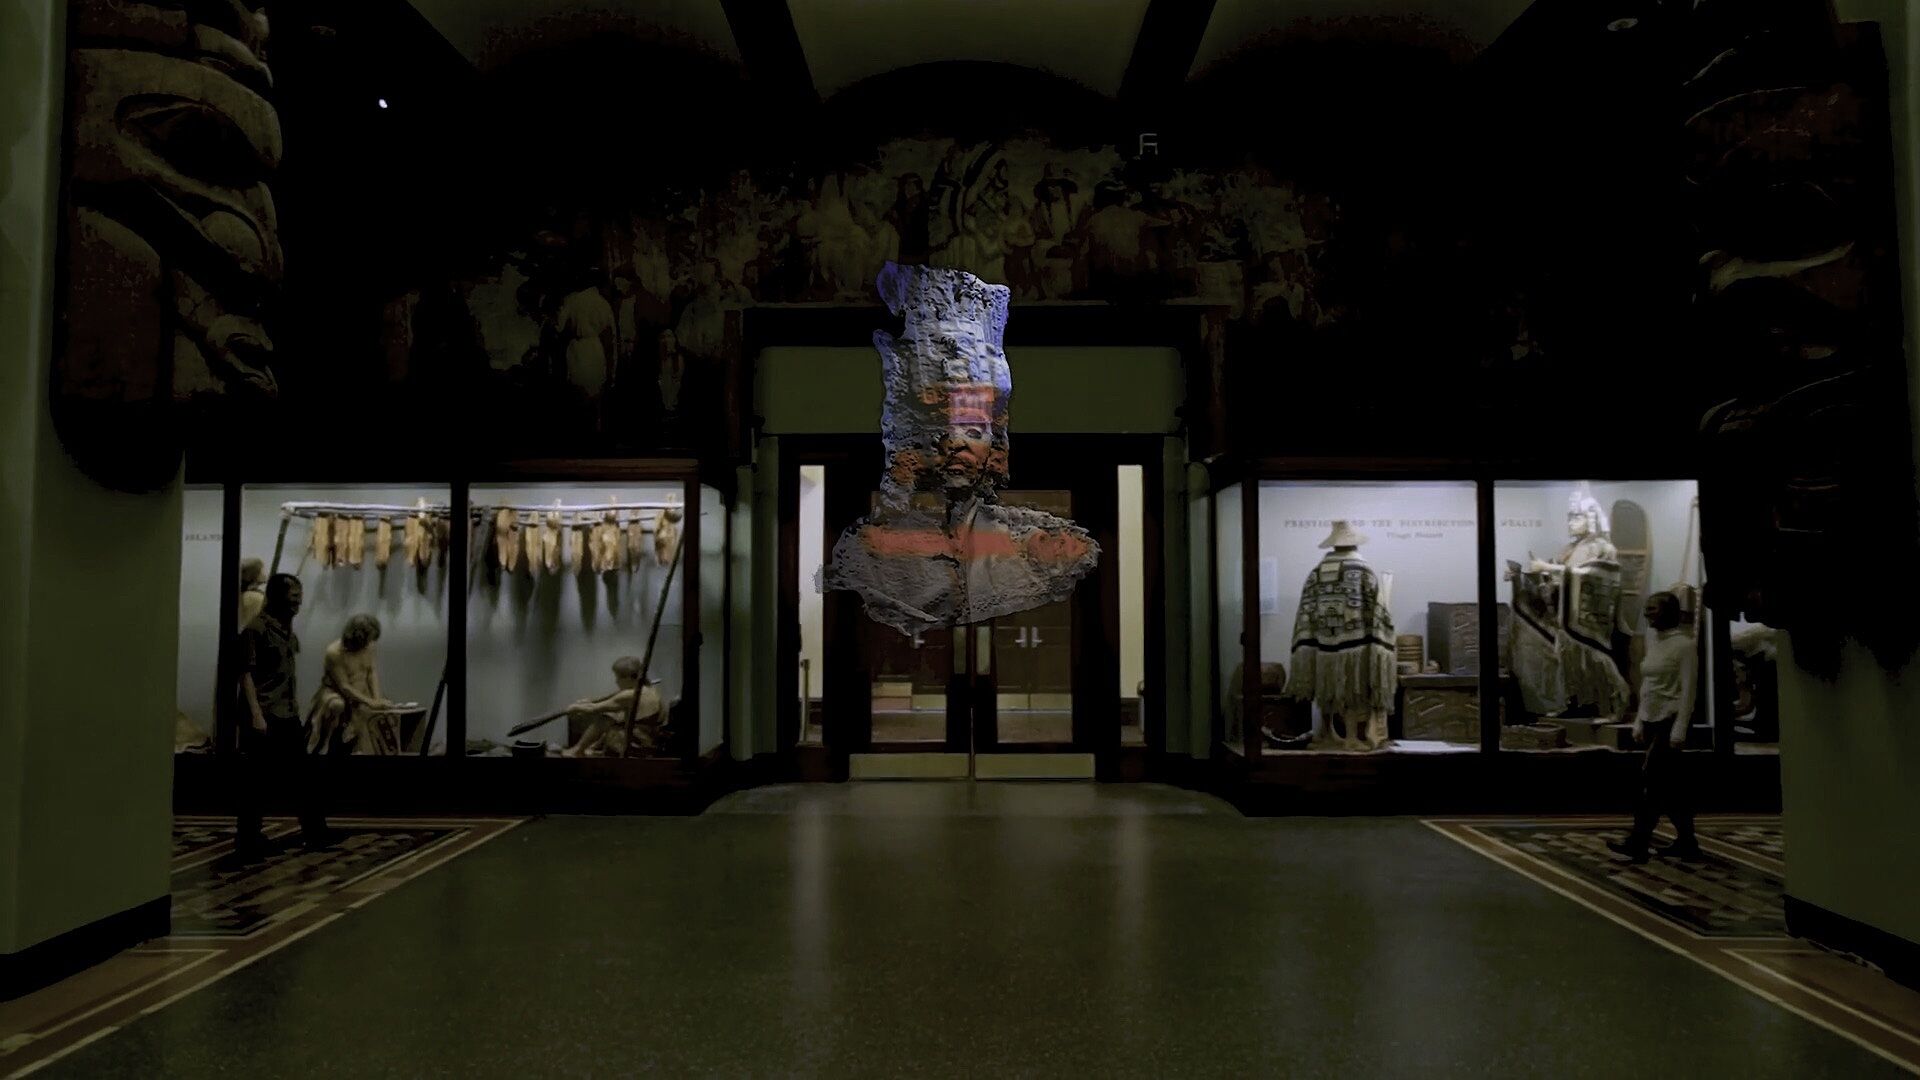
[407,0,1538,92]
[788,0,1154,97]
[413,0,741,72]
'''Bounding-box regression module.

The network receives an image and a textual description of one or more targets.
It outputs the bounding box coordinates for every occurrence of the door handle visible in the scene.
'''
[1029,626,1043,648]
[975,625,992,675]
[1015,626,1028,648]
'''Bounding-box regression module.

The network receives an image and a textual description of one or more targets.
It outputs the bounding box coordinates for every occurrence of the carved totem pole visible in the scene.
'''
[1685,0,1918,673]
[56,0,283,491]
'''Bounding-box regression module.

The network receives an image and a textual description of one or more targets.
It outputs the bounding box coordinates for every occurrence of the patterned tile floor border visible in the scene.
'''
[0,817,522,1079]
[1428,815,1920,1074]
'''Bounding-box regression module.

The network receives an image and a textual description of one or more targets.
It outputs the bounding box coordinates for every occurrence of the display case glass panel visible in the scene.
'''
[175,484,225,753]
[466,483,687,757]
[798,465,826,745]
[1494,479,1704,751]
[698,483,726,757]
[1729,618,1780,748]
[1214,480,1245,754]
[1256,480,1480,753]
[1119,465,1147,746]
[240,483,453,756]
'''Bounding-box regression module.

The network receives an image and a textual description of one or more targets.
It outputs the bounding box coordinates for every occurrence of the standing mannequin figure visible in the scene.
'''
[1509,487,1631,718]
[1286,521,1397,750]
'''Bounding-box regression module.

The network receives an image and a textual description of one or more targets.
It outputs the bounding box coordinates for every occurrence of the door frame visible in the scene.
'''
[779,433,1164,780]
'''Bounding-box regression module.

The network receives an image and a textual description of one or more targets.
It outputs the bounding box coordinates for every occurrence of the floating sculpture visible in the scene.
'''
[819,263,1099,636]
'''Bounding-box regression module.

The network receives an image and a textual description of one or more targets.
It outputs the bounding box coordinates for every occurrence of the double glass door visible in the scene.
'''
[816,461,1120,777]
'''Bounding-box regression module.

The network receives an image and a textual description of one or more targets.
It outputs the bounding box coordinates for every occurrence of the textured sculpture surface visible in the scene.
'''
[57,0,284,491]
[1685,1,1919,672]
[819,263,1098,636]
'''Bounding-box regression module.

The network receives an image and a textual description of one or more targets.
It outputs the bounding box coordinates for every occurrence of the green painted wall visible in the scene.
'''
[1,0,177,955]
[1777,2,1920,946]
[758,346,1185,435]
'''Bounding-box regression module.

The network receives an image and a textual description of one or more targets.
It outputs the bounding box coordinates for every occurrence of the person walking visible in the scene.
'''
[1609,591,1703,863]
[234,573,334,859]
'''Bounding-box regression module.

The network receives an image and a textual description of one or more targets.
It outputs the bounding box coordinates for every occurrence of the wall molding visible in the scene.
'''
[1786,894,1920,993]
[0,895,170,1001]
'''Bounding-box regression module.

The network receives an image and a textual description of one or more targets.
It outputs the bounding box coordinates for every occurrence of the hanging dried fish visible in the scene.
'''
[597,510,621,572]
[403,514,423,567]
[497,508,522,573]
[573,521,591,576]
[520,516,541,576]
[654,505,681,566]
[627,515,646,567]
[374,518,393,570]
[312,515,334,569]
[558,514,573,571]
[342,517,365,568]
[418,510,438,570]
[544,511,562,573]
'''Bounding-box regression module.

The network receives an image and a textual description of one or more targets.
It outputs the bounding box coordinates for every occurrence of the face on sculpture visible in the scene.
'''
[1568,510,1591,538]
[58,0,283,485]
[939,424,991,486]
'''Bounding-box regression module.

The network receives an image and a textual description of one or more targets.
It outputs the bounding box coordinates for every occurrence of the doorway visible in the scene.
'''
[785,437,1156,780]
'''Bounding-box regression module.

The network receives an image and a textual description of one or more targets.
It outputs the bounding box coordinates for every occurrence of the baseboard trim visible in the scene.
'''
[1785,895,1920,992]
[0,895,171,1001]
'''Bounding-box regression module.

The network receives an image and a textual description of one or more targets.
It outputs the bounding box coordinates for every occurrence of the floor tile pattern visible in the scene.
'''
[1476,822,1787,937]
[170,826,463,937]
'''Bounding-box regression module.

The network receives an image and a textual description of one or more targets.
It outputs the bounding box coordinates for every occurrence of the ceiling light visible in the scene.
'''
[1607,17,1640,31]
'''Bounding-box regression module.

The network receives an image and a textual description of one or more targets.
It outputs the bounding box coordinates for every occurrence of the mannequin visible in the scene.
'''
[238,557,266,627]
[818,263,1098,636]
[562,656,666,757]
[1286,521,1396,750]
[1508,487,1631,717]
[306,614,404,754]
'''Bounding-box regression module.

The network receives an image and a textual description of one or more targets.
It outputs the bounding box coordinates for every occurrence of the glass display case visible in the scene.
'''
[241,483,453,756]
[1256,480,1480,754]
[1494,480,1704,751]
[465,482,690,758]
[1211,472,1731,759]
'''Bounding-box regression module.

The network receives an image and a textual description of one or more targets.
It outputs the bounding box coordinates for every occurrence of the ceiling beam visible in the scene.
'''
[1118,0,1219,107]
[719,0,818,110]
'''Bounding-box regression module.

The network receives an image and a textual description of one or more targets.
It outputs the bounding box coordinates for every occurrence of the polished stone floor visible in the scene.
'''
[24,785,1917,1078]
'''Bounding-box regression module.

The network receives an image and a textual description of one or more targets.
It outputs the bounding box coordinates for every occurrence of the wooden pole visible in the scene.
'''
[620,532,686,758]
[267,513,291,575]
[418,508,486,756]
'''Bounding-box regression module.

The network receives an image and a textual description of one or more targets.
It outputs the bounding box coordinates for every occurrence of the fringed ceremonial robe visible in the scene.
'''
[1287,552,1397,722]
[1511,539,1631,716]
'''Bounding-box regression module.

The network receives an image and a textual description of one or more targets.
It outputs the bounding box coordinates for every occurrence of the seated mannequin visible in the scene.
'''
[306,614,404,754]
[562,656,666,757]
